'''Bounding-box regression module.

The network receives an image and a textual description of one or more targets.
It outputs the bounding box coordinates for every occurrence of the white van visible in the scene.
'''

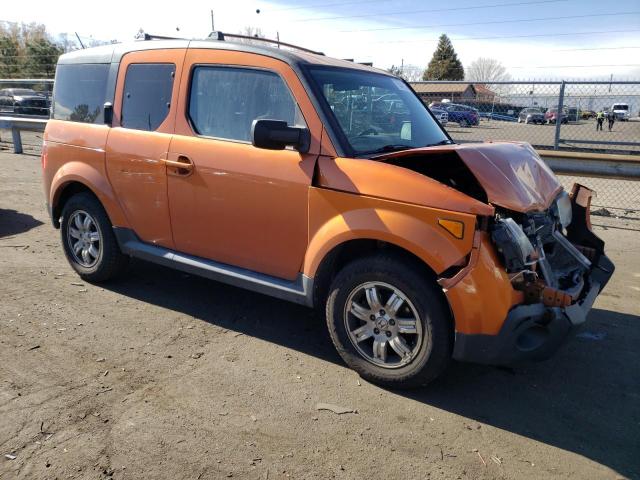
[611,103,630,121]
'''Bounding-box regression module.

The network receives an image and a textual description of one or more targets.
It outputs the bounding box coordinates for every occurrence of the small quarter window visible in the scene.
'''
[188,66,304,142]
[53,64,109,124]
[121,63,175,131]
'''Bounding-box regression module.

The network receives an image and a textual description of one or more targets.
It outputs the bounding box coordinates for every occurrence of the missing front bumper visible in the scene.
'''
[452,184,615,365]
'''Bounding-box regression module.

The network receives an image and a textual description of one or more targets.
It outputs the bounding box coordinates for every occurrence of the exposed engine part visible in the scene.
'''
[491,190,592,305]
[552,230,591,269]
[491,218,535,272]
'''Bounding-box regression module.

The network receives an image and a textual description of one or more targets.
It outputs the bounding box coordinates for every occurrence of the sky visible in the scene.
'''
[3,0,640,79]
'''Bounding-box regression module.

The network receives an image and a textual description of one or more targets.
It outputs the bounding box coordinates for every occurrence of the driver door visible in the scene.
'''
[167,49,328,280]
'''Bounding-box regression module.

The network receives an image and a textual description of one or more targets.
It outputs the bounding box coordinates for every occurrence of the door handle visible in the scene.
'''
[163,155,193,175]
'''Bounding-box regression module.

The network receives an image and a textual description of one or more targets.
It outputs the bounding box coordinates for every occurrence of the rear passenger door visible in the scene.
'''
[167,49,325,281]
[105,49,185,249]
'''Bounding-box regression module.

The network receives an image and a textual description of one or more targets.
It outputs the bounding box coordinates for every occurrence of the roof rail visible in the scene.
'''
[139,33,187,41]
[207,31,324,56]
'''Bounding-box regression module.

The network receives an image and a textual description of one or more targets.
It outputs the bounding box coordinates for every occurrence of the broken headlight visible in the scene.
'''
[491,218,536,272]
[554,190,572,228]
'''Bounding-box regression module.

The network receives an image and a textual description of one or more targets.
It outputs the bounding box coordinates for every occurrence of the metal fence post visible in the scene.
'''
[554,81,566,150]
[11,127,23,154]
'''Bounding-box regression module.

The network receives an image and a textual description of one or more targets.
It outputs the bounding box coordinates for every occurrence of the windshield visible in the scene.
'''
[612,104,629,111]
[305,66,450,156]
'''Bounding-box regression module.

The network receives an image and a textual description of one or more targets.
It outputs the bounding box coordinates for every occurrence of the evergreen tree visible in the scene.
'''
[423,34,464,81]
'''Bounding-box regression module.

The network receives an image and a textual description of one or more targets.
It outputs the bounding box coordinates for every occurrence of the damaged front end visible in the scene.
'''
[453,184,615,365]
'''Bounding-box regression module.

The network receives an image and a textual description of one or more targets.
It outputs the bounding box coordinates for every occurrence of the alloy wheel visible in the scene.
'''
[344,281,424,369]
[66,210,101,267]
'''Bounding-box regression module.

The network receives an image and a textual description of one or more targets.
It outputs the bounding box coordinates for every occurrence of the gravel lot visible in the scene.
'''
[1,151,639,480]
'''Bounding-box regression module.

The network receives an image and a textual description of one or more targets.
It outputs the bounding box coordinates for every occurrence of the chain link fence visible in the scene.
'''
[411,80,640,155]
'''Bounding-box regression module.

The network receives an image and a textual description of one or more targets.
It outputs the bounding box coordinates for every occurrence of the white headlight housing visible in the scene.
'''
[555,191,572,228]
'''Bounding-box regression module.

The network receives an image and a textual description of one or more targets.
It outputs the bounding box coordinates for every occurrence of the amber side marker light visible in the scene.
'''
[438,219,465,239]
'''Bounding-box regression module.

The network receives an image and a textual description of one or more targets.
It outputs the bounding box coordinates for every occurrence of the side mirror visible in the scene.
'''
[251,119,310,153]
[103,102,113,126]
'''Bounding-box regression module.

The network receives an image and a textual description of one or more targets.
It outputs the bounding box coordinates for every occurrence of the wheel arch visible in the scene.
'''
[311,238,444,310]
[49,163,129,229]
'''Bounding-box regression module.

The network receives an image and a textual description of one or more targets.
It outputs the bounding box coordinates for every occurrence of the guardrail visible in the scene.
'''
[0,116,47,154]
[537,150,640,179]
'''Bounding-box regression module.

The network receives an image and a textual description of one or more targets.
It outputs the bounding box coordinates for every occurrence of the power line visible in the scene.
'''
[292,0,570,22]
[507,64,640,69]
[372,28,640,44]
[338,11,640,33]
[272,0,384,11]
[553,46,640,51]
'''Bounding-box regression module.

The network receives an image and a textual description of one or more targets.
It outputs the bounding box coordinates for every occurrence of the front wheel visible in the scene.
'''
[60,192,129,282]
[326,255,452,388]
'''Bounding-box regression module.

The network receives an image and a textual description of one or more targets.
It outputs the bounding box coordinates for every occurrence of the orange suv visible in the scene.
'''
[42,34,614,388]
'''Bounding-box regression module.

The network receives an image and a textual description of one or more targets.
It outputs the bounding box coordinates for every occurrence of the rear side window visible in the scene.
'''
[188,66,304,142]
[121,63,175,131]
[53,64,109,123]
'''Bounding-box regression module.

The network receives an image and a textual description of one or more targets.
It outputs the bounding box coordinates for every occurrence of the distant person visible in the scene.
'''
[596,110,604,131]
[608,111,615,131]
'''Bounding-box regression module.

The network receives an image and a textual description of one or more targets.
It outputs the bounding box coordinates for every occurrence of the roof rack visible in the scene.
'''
[140,33,187,41]
[207,31,324,56]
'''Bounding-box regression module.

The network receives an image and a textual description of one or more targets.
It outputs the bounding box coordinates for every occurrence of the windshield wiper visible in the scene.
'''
[361,139,453,158]
[425,139,453,147]
[359,144,414,157]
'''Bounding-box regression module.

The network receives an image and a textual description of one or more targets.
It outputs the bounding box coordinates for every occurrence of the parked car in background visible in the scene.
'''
[611,103,630,121]
[428,106,448,126]
[430,102,479,127]
[0,88,49,116]
[517,108,545,124]
[544,107,568,125]
[579,109,596,119]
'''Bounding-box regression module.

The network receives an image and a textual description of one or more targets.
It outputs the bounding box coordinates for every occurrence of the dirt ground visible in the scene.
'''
[0,150,639,480]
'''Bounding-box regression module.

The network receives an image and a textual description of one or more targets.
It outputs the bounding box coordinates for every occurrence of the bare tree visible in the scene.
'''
[386,64,424,82]
[233,26,266,45]
[465,57,510,83]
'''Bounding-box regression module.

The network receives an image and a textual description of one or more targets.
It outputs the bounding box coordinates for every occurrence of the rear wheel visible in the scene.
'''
[326,255,452,388]
[60,192,128,282]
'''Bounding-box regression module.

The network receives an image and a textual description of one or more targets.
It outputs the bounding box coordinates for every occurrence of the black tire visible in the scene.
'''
[326,254,452,389]
[60,192,128,282]
[459,118,469,127]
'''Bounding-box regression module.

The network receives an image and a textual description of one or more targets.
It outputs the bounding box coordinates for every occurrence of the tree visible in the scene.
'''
[0,36,21,78]
[23,38,63,78]
[0,22,62,78]
[387,64,424,82]
[422,34,464,81]
[234,26,266,45]
[465,57,510,83]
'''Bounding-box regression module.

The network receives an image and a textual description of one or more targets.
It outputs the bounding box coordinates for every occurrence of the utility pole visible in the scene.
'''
[609,73,613,93]
[210,10,215,31]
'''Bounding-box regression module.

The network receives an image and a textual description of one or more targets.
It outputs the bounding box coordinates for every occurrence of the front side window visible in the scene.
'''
[188,66,304,142]
[305,66,450,156]
[121,63,175,131]
[53,64,109,124]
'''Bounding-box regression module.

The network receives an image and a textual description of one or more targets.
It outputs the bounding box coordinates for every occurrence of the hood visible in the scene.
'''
[375,142,562,213]
[454,142,562,212]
